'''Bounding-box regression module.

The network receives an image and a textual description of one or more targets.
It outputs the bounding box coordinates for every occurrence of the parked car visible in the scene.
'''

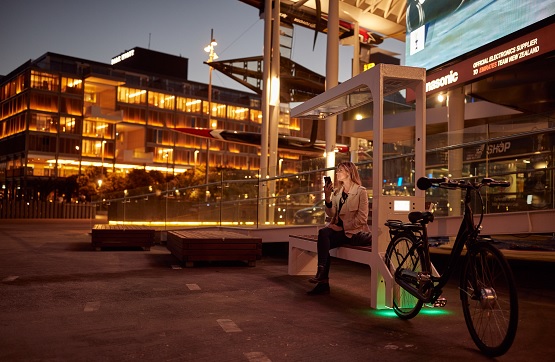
[293,200,326,225]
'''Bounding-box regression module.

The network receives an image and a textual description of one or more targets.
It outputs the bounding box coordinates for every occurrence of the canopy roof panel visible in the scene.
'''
[291,64,423,119]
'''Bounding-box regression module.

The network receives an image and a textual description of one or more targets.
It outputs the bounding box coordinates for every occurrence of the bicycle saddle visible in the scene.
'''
[408,211,434,224]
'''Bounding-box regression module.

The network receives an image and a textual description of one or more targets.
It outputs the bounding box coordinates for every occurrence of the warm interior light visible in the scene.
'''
[270,77,279,106]
[129,90,146,98]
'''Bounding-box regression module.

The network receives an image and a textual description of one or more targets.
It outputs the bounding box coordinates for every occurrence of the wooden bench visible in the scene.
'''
[91,225,155,251]
[167,230,262,267]
[288,234,372,276]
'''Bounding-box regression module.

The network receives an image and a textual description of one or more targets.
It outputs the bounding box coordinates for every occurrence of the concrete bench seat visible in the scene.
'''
[288,234,372,276]
[91,224,155,251]
[288,233,398,309]
[167,230,262,267]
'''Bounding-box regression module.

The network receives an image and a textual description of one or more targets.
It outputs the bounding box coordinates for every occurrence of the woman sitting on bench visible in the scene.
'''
[307,161,371,295]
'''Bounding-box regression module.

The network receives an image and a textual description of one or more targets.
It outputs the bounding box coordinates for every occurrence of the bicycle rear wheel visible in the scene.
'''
[385,232,425,319]
[460,242,518,357]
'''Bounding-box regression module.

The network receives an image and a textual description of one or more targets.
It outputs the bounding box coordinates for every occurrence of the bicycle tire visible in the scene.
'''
[385,232,425,319]
[460,242,519,357]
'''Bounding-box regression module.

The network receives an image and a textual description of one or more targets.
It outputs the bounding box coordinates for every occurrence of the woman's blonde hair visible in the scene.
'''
[336,161,362,186]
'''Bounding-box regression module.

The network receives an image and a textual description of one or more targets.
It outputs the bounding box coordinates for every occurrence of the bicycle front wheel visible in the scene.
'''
[460,242,519,357]
[385,232,425,319]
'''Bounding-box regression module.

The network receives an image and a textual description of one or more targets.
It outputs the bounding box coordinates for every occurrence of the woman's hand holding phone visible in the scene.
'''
[323,176,333,201]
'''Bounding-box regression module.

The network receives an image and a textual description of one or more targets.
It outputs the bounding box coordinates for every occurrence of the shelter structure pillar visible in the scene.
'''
[291,64,427,309]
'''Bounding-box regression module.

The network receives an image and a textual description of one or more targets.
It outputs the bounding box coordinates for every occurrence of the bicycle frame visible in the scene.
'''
[429,186,480,293]
[390,184,482,303]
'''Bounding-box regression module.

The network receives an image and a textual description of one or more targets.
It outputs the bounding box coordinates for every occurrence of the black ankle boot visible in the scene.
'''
[307,282,330,295]
[308,265,329,284]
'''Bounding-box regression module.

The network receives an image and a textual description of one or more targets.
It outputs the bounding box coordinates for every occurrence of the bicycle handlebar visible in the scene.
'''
[416,177,446,190]
[480,177,511,188]
[416,176,510,190]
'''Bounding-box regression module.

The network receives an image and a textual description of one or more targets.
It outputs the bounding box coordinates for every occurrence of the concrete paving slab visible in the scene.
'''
[0,219,554,361]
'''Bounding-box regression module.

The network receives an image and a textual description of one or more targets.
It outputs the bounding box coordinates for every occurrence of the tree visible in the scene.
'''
[76,174,97,202]
[125,169,154,189]
[99,173,127,199]
[56,175,78,202]
[149,170,166,185]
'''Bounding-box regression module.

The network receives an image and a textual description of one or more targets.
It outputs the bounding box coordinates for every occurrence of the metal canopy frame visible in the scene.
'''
[292,64,423,119]
[291,63,427,309]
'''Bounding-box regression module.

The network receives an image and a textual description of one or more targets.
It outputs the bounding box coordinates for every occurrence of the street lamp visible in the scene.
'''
[97,178,103,209]
[278,158,284,196]
[194,150,199,173]
[204,29,218,188]
[163,150,169,178]
[76,145,82,175]
[96,140,106,176]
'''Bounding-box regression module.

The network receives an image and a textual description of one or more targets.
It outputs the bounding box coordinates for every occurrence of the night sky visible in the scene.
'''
[0,0,403,93]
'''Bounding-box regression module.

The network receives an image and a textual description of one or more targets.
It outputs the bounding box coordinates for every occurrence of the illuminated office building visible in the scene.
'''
[0,48,307,200]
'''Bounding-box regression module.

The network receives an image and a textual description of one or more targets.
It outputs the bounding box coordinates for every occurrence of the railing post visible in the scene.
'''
[219,172,223,226]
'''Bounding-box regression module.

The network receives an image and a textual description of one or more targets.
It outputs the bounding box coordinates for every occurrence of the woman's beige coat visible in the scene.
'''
[325,183,371,237]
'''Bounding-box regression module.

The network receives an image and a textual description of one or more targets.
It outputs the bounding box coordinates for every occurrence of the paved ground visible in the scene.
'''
[1,218,554,361]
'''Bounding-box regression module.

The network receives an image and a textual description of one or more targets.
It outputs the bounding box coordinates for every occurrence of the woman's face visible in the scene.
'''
[336,165,349,182]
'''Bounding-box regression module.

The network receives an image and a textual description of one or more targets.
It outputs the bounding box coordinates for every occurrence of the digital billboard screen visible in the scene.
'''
[404,0,555,71]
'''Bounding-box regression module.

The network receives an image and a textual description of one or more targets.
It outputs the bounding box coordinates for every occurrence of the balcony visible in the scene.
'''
[119,150,154,163]
[84,105,123,123]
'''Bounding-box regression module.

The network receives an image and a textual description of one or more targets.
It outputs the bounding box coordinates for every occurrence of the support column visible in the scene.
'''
[447,87,465,217]
[259,0,272,224]
[325,0,339,170]
[267,0,280,224]
[350,21,360,163]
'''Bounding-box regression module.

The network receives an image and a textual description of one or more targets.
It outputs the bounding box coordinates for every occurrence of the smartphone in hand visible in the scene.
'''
[324,176,332,186]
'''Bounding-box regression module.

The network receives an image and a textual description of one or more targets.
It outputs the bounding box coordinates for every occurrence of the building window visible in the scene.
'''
[1,74,25,101]
[81,139,111,159]
[59,137,80,155]
[60,116,79,134]
[83,120,111,138]
[148,110,173,127]
[61,96,83,115]
[249,109,262,124]
[204,101,226,119]
[84,91,96,103]
[1,93,27,121]
[118,86,146,105]
[152,129,174,145]
[29,113,58,133]
[30,93,59,113]
[31,71,59,91]
[121,105,146,124]
[176,97,202,114]
[148,91,175,110]
[227,105,249,121]
[1,114,26,136]
[61,77,83,94]
[28,134,56,152]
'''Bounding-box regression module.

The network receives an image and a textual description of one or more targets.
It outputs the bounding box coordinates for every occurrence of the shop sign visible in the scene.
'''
[464,134,551,162]
[406,21,555,101]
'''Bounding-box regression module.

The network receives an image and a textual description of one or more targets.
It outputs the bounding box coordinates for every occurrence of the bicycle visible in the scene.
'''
[384,176,519,357]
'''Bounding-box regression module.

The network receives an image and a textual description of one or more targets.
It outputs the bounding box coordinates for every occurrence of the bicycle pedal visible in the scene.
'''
[432,297,447,307]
